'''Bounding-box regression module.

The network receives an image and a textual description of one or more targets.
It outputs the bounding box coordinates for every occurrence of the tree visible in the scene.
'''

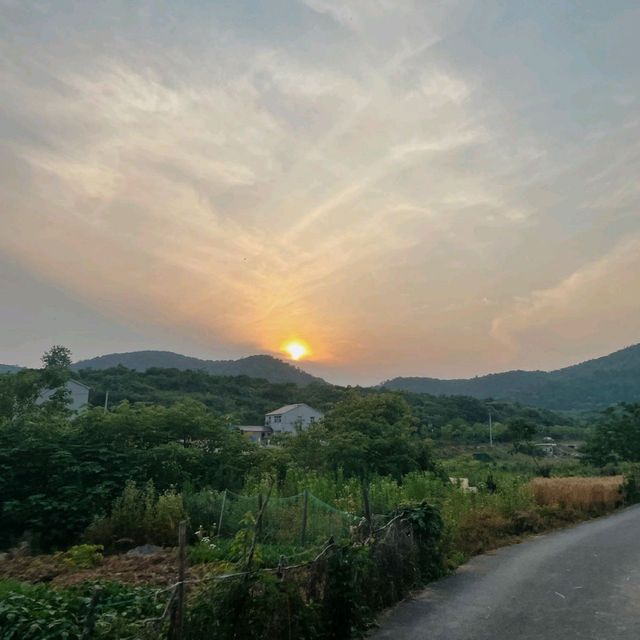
[40,345,73,403]
[41,345,72,371]
[319,393,434,480]
[584,404,640,466]
[506,417,538,452]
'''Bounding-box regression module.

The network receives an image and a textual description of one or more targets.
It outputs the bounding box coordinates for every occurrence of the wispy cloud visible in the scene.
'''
[491,235,640,367]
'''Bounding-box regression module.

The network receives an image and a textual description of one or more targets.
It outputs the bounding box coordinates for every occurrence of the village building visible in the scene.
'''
[235,425,273,444]
[36,379,90,413]
[535,436,558,456]
[264,403,324,434]
[234,403,324,443]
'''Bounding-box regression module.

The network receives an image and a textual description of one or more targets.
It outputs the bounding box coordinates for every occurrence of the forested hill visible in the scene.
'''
[382,343,640,411]
[72,350,324,386]
[0,364,21,374]
[75,366,570,430]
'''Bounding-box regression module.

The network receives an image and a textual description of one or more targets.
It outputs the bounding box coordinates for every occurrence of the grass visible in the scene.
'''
[528,476,623,510]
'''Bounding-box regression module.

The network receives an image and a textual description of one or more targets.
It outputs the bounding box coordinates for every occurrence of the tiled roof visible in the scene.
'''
[265,403,305,416]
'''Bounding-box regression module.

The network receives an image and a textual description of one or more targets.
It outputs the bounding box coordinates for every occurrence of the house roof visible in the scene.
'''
[265,403,309,416]
[235,425,273,433]
[69,379,91,391]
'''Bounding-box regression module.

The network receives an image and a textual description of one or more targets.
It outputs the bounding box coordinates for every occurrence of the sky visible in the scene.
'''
[1,0,640,385]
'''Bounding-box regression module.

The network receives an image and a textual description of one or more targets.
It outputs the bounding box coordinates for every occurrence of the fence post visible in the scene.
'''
[362,482,372,536]
[257,493,263,539]
[217,489,227,538]
[169,520,187,640]
[300,489,309,546]
[80,585,102,640]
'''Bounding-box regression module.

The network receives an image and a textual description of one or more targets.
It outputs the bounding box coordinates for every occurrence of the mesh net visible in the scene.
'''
[191,490,360,546]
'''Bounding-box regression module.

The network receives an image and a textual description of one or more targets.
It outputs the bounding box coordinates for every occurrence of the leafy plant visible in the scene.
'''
[62,544,104,569]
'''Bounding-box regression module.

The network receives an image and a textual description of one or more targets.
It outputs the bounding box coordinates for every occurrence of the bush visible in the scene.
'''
[85,480,187,548]
[621,465,640,504]
[186,502,446,640]
[62,544,104,569]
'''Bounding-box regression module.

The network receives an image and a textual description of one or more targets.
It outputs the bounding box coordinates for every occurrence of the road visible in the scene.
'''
[370,505,640,640]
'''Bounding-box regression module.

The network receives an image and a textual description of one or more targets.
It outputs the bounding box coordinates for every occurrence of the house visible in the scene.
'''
[235,425,273,444]
[535,436,557,456]
[36,379,90,413]
[232,403,324,443]
[264,403,324,434]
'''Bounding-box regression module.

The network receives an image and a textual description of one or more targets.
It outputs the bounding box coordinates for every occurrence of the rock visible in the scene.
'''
[126,544,163,557]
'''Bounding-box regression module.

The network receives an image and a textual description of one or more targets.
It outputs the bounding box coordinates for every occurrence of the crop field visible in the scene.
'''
[528,476,624,510]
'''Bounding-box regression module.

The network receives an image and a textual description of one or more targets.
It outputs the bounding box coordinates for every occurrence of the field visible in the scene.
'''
[529,476,624,510]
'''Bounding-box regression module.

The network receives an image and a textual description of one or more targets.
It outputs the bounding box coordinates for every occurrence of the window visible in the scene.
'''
[274,415,281,423]
[309,417,315,423]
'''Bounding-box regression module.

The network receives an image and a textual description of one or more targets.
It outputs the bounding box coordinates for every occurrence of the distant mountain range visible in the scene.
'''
[382,343,640,411]
[3,343,640,409]
[0,364,22,374]
[71,350,325,386]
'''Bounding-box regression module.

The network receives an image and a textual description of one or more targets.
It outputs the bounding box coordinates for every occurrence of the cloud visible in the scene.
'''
[1,1,640,378]
[491,235,640,364]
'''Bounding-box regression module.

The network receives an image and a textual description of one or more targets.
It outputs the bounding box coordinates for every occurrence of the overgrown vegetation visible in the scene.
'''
[0,581,164,639]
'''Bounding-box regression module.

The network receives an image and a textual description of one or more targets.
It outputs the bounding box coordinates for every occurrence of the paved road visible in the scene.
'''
[370,505,640,640]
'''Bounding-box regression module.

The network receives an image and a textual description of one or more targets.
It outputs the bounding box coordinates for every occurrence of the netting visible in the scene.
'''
[187,490,361,546]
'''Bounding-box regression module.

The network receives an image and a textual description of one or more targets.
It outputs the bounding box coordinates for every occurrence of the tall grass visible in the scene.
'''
[528,476,623,510]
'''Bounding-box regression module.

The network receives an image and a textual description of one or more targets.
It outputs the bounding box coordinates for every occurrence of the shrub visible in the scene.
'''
[187,502,446,640]
[62,544,104,569]
[85,480,187,548]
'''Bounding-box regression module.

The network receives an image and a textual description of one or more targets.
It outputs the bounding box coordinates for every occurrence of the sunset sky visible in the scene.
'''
[1,1,640,384]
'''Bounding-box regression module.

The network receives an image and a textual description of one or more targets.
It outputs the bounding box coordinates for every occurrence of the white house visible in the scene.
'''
[535,436,557,456]
[264,403,324,434]
[36,379,90,413]
[235,425,273,444]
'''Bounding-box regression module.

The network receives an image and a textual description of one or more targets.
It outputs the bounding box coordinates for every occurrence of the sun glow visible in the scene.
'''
[283,340,310,361]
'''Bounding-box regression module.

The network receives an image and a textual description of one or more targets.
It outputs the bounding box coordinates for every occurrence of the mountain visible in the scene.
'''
[72,350,325,386]
[382,343,640,411]
[0,364,22,374]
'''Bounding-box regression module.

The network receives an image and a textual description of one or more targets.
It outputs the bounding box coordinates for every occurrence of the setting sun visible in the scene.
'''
[283,340,310,361]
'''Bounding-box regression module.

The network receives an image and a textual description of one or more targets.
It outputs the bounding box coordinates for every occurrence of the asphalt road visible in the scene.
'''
[370,505,640,640]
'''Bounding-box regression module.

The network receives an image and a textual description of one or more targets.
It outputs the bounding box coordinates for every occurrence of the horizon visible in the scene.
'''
[3,340,638,387]
[2,1,640,384]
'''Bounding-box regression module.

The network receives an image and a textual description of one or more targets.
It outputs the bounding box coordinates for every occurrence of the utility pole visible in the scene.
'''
[103,390,109,413]
[488,409,493,447]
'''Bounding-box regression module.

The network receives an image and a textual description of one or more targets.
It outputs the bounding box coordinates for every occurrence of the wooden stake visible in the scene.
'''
[300,489,309,546]
[80,585,102,640]
[362,483,372,536]
[217,489,227,538]
[257,493,263,539]
[169,520,187,640]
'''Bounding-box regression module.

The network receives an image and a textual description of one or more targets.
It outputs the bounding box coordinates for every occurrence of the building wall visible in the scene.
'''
[266,404,324,434]
[36,380,90,412]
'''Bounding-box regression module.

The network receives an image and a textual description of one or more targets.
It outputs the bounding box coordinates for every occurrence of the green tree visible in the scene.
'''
[40,345,73,412]
[320,393,434,480]
[506,417,538,452]
[584,404,640,466]
[41,345,72,371]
